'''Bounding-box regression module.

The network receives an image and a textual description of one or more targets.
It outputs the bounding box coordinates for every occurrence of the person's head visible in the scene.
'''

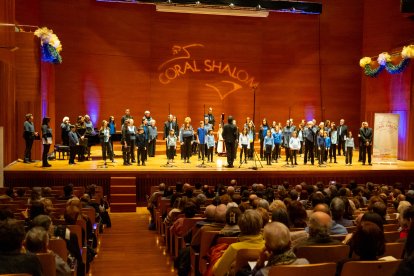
[204,204,217,221]
[0,219,25,253]
[262,118,267,125]
[25,113,33,121]
[208,107,213,114]
[63,183,74,197]
[31,215,52,233]
[125,109,130,115]
[225,207,241,226]
[183,202,197,218]
[292,131,297,138]
[361,212,384,231]
[101,120,108,128]
[138,126,144,134]
[42,117,50,126]
[340,119,345,125]
[129,118,135,126]
[109,115,114,122]
[199,120,204,127]
[169,129,175,136]
[323,131,328,138]
[214,204,227,223]
[371,201,387,221]
[238,209,262,236]
[144,111,150,117]
[271,208,289,227]
[62,116,70,124]
[70,125,76,132]
[256,207,270,227]
[204,117,209,124]
[330,197,346,221]
[64,205,80,225]
[351,221,385,260]
[308,211,332,238]
[29,201,46,220]
[266,129,272,137]
[263,222,291,254]
[269,200,287,212]
[25,226,49,253]
[0,207,14,221]
[348,131,352,138]
[242,128,248,135]
[313,203,330,215]
[287,201,307,228]
[208,129,213,135]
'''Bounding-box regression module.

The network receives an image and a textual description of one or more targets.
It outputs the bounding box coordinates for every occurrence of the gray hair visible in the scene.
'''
[258,199,270,211]
[263,222,291,253]
[25,226,49,253]
[238,209,262,236]
[330,197,345,220]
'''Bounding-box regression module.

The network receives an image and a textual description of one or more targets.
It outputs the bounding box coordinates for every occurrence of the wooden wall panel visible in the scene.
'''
[15,33,41,161]
[361,0,414,160]
[12,0,364,159]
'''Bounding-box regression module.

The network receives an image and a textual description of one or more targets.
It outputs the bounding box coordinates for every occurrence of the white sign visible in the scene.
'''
[373,113,399,164]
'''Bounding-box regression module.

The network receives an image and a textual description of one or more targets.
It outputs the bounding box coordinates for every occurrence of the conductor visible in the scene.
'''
[222,115,237,168]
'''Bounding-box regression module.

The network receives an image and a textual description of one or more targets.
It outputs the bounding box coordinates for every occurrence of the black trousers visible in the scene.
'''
[225,142,235,166]
[24,138,34,161]
[290,149,298,165]
[167,146,175,160]
[122,145,131,164]
[362,144,372,164]
[248,142,254,158]
[338,137,345,155]
[148,139,156,157]
[304,140,314,164]
[272,144,280,160]
[329,144,337,161]
[265,145,272,164]
[42,144,51,166]
[101,142,113,163]
[285,147,291,162]
[240,144,248,161]
[137,146,147,164]
[346,147,353,164]
[318,147,325,164]
[183,136,192,160]
[69,146,77,164]
[198,143,205,160]
[129,140,136,161]
[259,139,264,158]
[207,147,213,162]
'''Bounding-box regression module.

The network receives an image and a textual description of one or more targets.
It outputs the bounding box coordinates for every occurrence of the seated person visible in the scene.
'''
[312,203,348,235]
[218,207,241,237]
[191,204,227,252]
[32,214,86,276]
[331,197,354,227]
[25,226,72,276]
[212,209,265,276]
[0,219,43,276]
[294,211,342,249]
[252,222,309,276]
[336,221,393,276]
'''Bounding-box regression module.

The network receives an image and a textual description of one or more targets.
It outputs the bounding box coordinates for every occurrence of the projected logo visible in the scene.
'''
[158,44,259,100]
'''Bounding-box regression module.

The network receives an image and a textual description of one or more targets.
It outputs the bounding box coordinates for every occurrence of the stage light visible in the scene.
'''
[229,3,235,8]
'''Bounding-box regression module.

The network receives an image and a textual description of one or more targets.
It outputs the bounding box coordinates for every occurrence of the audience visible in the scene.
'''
[25,226,72,276]
[0,219,43,276]
[252,222,309,276]
[212,209,265,276]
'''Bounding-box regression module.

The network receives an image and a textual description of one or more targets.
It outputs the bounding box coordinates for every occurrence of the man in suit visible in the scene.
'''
[68,125,79,165]
[360,121,373,165]
[303,121,315,165]
[121,108,133,126]
[222,116,237,168]
[337,119,348,156]
[164,114,177,157]
[206,107,215,129]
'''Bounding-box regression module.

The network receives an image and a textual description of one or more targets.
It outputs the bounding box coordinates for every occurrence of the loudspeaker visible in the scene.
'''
[401,0,414,13]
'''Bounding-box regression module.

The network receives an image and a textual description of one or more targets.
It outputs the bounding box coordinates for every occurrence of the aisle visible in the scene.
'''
[90,208,176,276]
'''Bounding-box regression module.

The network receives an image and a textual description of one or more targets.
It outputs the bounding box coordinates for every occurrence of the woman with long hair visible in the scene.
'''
[259,118,269,160]
[179,117,193,163]
[41,117,52,167]
[99,120,114,166]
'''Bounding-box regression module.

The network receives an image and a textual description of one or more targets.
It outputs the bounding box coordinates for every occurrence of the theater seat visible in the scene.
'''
[234,248,262,274]
[268,262,336,276]
[36,252,57,276]
[295,245,350,263]
[340,260,401,276]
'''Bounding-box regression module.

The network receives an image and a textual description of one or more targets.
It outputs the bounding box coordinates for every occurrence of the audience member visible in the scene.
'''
[0,219,43,276]
[25,226,72,276]
[252,222,309,276]
[212,209,265,276]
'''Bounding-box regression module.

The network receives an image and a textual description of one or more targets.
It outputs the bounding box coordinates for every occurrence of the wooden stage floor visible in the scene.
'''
[4,150,414,204]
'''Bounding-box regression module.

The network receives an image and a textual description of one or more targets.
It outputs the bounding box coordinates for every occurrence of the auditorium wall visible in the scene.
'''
[12,0,365,163]
[361,0,414,160]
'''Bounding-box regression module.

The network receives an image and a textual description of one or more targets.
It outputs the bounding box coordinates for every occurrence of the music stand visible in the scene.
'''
[247,150,263,170]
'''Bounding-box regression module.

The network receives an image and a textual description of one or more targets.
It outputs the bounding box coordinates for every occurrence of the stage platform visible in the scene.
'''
[4,151,414,205]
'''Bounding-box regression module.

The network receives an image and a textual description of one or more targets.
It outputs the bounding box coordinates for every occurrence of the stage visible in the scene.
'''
[4,150,414,205]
